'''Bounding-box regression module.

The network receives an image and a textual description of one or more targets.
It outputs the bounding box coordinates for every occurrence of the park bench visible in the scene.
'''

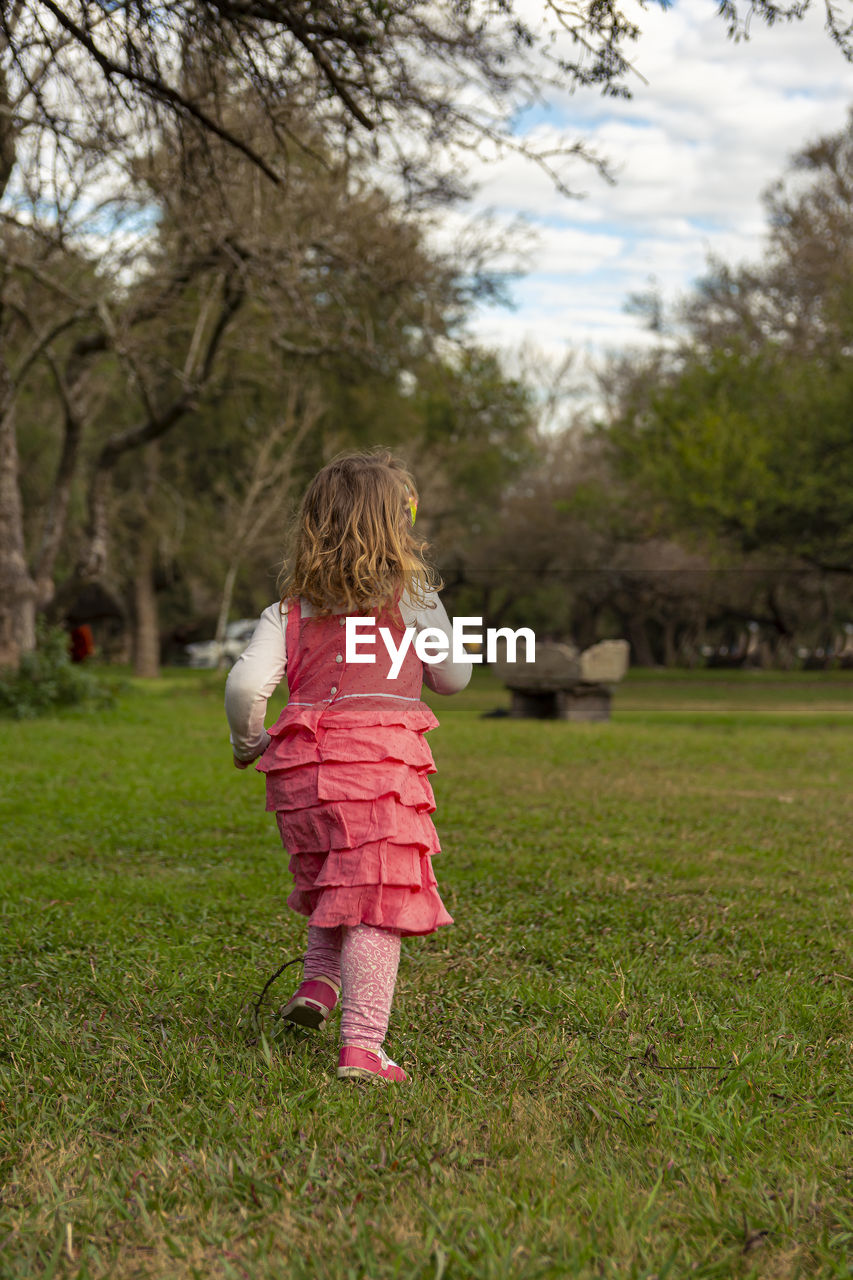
[491,639,630,721]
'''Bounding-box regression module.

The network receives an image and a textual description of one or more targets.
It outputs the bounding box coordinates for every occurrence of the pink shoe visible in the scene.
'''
[337,1046,408,1083]
[280,978,339,1030]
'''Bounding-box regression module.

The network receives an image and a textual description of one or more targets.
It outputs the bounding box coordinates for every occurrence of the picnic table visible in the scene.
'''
[491,639,630,721]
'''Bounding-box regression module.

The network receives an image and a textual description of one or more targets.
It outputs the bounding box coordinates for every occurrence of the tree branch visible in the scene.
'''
[272,8,375,131]
[96,270,245,472]
[32,343,86,595]
[2,305,89,412]
[35,0,283,183]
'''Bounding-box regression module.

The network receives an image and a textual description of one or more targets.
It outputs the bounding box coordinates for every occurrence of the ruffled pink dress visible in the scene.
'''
[257,599,453,937]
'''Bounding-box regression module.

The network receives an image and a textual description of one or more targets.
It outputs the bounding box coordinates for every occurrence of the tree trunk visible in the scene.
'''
[626,614,655,667]
[214,561,239,671]
[34,397,85,609]
[0,52,17,201]
[131,444,161,678]
[80,466,112,583]
[0,25,33,670]
[663,618,678,667]
[572,604,600,651]
[132,531,160,678]
[0,398,37,671]
[679,622,704,668]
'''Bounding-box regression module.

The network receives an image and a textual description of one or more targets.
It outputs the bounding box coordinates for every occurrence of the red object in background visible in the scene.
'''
[70,624,95,663]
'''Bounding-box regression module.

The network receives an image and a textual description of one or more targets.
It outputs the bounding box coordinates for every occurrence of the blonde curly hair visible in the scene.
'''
[279,449,440,617]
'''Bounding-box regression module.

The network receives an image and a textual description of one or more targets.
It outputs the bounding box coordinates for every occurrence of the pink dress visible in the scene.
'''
[257,599,453,937]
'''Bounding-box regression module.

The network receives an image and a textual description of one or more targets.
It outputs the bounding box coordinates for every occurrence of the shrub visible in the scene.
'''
[0,624,119,719]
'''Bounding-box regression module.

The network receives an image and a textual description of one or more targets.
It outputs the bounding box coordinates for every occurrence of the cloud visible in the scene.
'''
[454,0,853,364]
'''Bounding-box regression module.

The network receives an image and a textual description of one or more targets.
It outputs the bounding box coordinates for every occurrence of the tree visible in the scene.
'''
[116,106,509,672]
[2,80,498,671]
[443,422,724,663]
[3,0,853,669]
[208,387,321,669]
[605,116,853,578]
[683,113,853,358]
[0,1,655,207]
[0,228,112,666]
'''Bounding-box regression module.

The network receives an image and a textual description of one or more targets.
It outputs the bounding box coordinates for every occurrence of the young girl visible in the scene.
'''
[225,450,471,1082]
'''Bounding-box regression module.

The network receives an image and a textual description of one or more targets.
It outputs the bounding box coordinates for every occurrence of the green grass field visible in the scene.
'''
[1,669,851,1280]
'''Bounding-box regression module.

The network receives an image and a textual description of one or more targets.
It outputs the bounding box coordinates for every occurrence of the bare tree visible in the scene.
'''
[210,383,321,669]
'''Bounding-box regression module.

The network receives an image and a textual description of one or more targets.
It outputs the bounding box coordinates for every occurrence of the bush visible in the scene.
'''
[0,624,119,719]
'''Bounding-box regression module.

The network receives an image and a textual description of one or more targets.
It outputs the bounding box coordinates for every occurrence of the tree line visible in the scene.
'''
[2,2,851,674]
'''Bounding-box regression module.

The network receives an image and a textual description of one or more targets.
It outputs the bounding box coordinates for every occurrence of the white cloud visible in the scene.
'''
[453,0,853,366]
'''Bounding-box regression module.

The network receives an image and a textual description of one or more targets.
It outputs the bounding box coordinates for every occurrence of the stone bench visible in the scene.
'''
[491,639,630,721]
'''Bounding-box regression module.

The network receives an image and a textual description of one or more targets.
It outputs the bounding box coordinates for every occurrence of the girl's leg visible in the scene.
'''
[302,925,343,988]
[339,924,401,1053]
[281,925,342,1029]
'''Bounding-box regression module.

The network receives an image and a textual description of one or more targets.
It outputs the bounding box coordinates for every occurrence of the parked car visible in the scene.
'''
[185,618,257,669]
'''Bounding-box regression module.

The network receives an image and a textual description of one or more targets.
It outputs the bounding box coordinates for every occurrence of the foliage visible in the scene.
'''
[0,1,674,214]
[132,337,539,633]
[5,84,531,671]
[6,3,851,211]
[6,13,853,675]
[5,4,853,678]
[604,115,853,576]
[0,669,851,1275]
[608,346,853,567]
[0,624,118,719]
[684,110,853,359]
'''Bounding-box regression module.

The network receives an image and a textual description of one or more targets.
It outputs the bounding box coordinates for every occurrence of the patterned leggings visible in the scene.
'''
[303,923,401,1053]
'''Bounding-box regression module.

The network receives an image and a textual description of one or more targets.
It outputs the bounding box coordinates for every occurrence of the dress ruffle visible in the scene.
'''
[285,836,451,934]
[264,759,435,814]
[266,697,439,738]
[264,724,436,771]
[275,796,440,855]
[258,692,451,937]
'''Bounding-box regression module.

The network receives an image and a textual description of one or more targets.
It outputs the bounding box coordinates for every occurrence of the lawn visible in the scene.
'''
[1,668,851,1279]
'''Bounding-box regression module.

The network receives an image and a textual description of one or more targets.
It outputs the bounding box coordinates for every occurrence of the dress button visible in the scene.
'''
[335,653,343,663]
[330,686,337,695]
[339,617,346,626]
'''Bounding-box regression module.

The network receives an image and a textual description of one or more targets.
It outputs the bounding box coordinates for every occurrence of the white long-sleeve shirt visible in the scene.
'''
[225,591,473,761]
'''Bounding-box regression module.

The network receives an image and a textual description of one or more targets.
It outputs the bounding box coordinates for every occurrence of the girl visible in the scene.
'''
[225,450,472,1082]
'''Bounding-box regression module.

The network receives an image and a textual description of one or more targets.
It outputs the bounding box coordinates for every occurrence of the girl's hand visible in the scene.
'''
[232,731,270,769]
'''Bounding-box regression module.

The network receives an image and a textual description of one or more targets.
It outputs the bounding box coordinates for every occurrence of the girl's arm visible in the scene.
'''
[400,589,473,694]
[224,602,288,764]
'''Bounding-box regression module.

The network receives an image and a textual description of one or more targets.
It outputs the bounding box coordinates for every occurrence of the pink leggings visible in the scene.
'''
[303,923,401,1053]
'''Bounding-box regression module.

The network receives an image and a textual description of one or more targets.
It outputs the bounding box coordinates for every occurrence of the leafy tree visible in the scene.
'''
[684,114,853,358]
[444,424,721,662]
[64,104,531,673]
[4,0,852,669]
[605,117,853,578]
[154,342,538,665]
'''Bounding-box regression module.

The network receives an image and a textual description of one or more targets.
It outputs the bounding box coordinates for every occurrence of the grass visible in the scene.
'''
[0,667,851,1279]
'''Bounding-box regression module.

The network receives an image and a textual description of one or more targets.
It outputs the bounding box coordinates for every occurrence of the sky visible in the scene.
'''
[6,0,850,380]
[449,0,853,371]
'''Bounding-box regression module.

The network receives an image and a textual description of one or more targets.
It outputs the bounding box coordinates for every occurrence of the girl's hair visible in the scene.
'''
[279,449,441,616]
